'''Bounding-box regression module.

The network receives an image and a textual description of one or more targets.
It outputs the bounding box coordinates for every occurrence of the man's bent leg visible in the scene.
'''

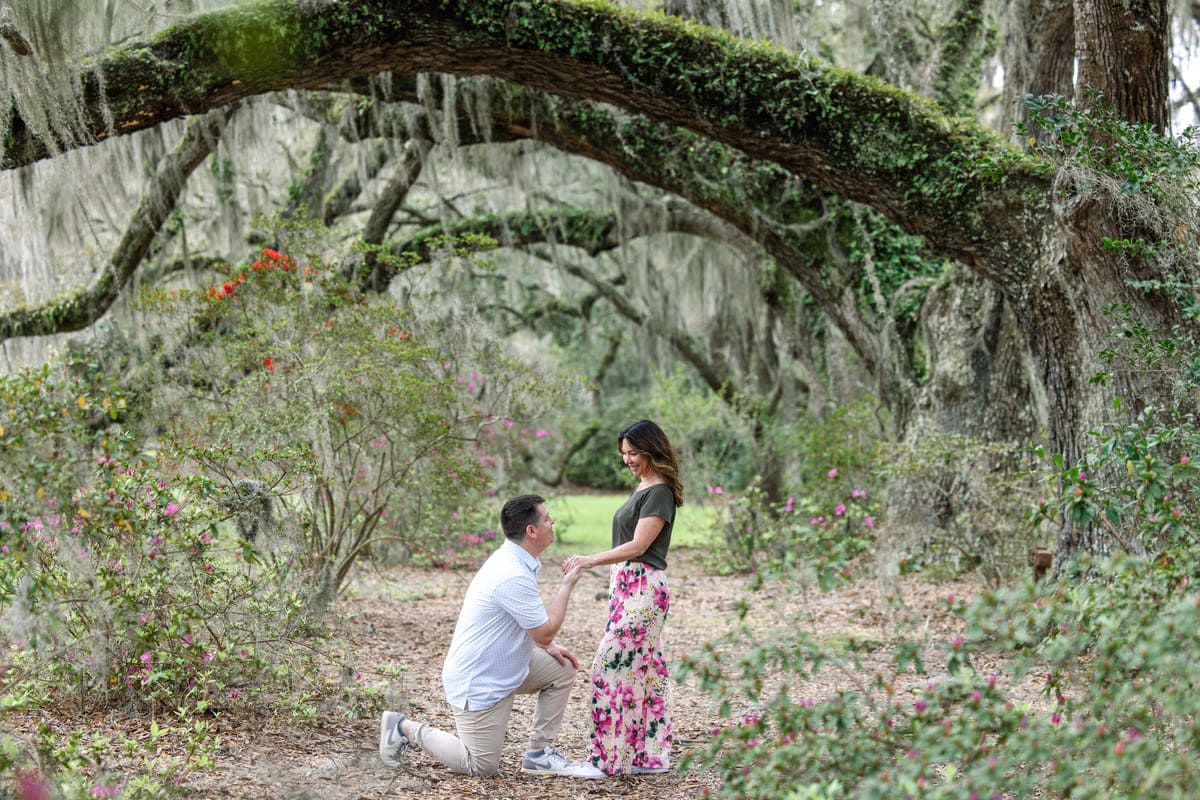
[408,694,515,777]
[517,647,576,752]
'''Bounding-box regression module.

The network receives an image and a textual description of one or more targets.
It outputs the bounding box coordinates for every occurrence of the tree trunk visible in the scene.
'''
[1000,0,1075,140]
[1074,0,1169,132]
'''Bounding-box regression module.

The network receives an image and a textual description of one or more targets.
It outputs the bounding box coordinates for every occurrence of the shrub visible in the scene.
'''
[708,472,876,581]
[0,383,335,795]
[680,541,1200,799]
[142,246,559,602]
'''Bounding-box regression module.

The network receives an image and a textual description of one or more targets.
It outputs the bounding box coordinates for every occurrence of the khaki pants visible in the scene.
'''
[409,648,576,777]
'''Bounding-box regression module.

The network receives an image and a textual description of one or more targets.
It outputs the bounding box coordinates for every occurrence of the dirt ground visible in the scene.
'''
[162,548,1049,800]
[13,551,1045,799]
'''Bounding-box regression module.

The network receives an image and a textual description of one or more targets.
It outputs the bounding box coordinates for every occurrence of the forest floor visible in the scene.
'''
[22,551,1048,800]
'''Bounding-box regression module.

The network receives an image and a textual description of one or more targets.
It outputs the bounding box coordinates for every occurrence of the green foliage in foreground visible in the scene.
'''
[682,546,1200,799]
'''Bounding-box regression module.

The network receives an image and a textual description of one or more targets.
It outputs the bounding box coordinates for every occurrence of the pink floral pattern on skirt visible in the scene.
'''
[588,561,672,775]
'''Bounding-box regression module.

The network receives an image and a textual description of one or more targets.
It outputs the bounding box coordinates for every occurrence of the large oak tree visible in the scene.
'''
[1,0,1192,562]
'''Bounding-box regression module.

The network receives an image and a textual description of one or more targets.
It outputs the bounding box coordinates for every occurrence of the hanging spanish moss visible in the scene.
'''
[0,0,951,395]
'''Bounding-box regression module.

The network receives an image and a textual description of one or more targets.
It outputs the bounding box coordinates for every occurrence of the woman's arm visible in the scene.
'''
[564,515,666,572]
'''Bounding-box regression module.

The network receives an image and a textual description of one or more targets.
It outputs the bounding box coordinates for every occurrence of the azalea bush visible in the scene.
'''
[0,368,352,797]
[0,363,128,524]
[142,244,560,602]
[707,467,876,580]
[681,540,1200,798]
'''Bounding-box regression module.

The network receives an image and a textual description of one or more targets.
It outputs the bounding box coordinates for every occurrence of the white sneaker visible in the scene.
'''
[378,710,409,767]
[521,746,606,779]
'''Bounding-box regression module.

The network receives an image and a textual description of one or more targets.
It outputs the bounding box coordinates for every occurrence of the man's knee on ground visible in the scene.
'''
[465,754,503,778]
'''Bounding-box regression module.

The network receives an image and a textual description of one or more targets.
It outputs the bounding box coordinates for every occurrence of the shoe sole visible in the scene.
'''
[521,767,606,779]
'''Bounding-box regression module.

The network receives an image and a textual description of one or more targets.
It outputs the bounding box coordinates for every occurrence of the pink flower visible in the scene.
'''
[535,428,548,438]
[140,651,153,665]
[164,503,180,517]
[827,468,838,478]
[834,504,846,516]
[863,516,875,529]
[784,496,794,513]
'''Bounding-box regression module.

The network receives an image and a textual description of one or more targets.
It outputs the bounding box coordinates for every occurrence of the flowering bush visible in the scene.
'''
[681,541,1200,799]
[0,368,345,795]
[1030,403,1200,559]
[144,246,559,605]
[0,364,127,525]
[709,471,876,583]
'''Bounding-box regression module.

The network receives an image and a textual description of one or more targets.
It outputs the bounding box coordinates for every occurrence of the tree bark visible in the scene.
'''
[1074,0,1169,132]
[999,0,1075,140]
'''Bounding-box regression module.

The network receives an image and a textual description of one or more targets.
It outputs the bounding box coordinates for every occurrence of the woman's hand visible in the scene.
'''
[562,554,593,574]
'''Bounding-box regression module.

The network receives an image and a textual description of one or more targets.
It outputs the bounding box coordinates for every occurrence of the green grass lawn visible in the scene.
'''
[547,491,715,553]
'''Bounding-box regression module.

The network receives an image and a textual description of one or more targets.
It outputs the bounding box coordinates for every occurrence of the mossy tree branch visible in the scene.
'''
[345,77,893,377]
[0,0,1052,279]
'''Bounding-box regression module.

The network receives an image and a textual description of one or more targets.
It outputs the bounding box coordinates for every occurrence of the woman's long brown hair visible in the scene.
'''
[619,419,684,507]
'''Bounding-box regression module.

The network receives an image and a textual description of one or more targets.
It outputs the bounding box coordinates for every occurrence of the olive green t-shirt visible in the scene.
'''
[612,483,676,570]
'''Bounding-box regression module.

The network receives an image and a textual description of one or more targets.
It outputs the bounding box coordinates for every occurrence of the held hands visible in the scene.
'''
[561,559,585,586]
[562,554,594,575]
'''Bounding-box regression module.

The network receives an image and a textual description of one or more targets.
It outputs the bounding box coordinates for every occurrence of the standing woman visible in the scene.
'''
[563,419,683,775]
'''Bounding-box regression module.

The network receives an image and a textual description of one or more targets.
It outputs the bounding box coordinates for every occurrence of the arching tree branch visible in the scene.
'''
[0,0,1052,279]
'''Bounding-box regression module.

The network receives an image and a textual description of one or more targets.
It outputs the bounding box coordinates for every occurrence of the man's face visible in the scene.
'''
[533,503,555,548]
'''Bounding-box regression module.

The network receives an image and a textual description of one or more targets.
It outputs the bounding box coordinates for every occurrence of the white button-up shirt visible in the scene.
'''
[441,539,549,711]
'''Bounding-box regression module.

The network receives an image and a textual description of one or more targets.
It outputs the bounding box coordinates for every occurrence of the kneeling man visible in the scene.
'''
[378,494,603,779]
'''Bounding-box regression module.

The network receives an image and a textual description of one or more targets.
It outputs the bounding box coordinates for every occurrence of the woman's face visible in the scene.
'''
[620,439,655,481]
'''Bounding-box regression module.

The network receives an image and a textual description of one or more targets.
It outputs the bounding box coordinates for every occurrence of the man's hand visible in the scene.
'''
[561,560,584,586]
[562,555,594,574]
[544,641,580,669]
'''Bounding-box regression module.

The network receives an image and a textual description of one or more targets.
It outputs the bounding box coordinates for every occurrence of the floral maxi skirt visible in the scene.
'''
[588,561,672,774]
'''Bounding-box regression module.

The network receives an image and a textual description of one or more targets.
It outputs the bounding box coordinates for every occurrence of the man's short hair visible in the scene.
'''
[501,493,546,541]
